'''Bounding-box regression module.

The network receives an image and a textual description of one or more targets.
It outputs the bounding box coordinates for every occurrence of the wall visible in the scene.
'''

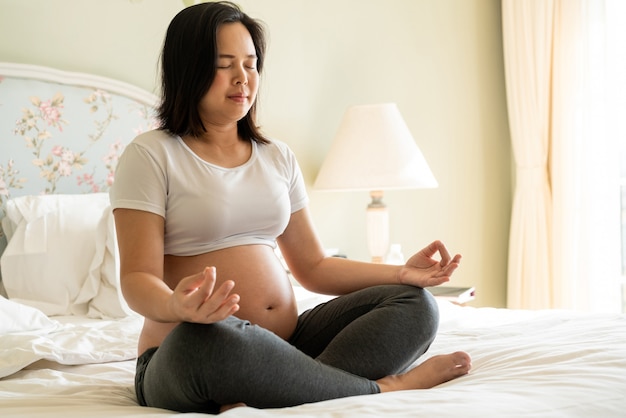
[0,0,511,307]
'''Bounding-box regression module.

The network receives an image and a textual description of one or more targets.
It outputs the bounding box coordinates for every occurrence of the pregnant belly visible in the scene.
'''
[137,245,299,354]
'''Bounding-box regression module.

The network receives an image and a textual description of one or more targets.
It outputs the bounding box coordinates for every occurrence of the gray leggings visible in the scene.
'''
[135,284,439,414]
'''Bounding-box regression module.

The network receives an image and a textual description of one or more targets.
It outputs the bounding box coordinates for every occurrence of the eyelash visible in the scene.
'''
[217,65,257,70]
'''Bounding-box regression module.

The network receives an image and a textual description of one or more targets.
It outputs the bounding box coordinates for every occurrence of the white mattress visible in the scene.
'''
[1,291,625,418]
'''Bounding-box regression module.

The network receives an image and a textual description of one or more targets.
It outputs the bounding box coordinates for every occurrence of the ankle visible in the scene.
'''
[376,375,401,393]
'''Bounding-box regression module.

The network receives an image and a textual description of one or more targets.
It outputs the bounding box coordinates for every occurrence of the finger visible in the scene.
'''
[214,294,241,318]
[442,263,459,277]
[436,241,452,267]
[202,292,240,322]
[214,279,236,299]
[178,268,216,311]
[420,241,439,258]
[178,269,210,294]
[439,257,462,278]
[197,280,237,316]
[198,267,217,300]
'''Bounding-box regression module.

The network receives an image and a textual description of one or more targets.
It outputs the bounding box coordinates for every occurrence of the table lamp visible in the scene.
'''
[313,103,438,263]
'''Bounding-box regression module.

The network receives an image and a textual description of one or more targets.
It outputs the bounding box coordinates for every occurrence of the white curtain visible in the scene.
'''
[502,0,554,309]
[503,0,622,312]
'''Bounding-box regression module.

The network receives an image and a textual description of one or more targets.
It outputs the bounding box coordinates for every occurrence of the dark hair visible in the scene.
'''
[158,1,269,144]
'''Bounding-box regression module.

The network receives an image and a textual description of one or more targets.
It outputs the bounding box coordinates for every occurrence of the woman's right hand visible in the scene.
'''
[168,266,240,324]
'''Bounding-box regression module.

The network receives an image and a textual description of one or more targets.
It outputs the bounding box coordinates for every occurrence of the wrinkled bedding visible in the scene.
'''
[2,293,625,418]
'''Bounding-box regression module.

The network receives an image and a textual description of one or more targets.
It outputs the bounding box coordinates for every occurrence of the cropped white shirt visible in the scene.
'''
[109,130,309,256]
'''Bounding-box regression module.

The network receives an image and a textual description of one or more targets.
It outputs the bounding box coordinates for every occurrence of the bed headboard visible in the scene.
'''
[0,63,159,281]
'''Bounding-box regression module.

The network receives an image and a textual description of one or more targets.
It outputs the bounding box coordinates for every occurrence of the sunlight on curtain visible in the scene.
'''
[502,0,554,309]
[607,0,626,312]
[551,0,621,313]
[503,0,623,312]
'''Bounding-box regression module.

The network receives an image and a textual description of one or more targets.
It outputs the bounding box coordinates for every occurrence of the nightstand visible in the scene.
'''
[426,286,475,305]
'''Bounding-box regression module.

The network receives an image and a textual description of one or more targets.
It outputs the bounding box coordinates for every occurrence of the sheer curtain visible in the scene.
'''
[502,0,554,309]
[503,0,622,312]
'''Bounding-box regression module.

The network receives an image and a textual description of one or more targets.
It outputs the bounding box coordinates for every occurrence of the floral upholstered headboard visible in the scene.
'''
[0,63,158,281]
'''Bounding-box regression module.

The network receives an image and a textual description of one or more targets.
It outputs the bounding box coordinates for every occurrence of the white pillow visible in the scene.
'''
[0,194,114,316]
[0,295,59,334]
[87,207,135,318]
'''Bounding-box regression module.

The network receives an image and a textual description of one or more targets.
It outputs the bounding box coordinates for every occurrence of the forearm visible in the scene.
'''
[293,256,402,295]
[278,209,457,294]
[120,272,178,322]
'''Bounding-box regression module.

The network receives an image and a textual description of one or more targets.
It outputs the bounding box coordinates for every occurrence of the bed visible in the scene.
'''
[1,62,625,418]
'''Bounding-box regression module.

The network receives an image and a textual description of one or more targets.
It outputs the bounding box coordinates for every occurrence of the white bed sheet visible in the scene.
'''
[1,294,626,418]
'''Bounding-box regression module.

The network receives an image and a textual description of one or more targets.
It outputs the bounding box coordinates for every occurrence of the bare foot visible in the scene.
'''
[377,351,471,392]
[219,402,246,413]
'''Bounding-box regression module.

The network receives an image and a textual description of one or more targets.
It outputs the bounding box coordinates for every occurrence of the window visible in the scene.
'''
[609,0,626,313]
[622,179,626,312]
[620,119,626,312]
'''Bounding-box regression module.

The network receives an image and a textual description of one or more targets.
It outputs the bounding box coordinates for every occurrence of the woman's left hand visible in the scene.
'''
[396,240,462,288]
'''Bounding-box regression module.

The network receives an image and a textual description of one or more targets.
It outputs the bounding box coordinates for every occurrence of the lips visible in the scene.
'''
[228,93,247,103]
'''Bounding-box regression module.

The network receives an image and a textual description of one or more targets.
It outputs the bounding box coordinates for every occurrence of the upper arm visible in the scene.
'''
[113,208,165,280]
[276,208,326,285]
[277,208,400,295]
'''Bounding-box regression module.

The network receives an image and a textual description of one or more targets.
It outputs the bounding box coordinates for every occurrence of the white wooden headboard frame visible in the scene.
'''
[0,62,158,106]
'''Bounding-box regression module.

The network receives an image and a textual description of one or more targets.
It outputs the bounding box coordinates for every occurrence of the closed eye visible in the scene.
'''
[216,64,256,71]
[217,53,257,70]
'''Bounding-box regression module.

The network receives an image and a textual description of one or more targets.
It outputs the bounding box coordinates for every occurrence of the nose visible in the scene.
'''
[234,65,248,86]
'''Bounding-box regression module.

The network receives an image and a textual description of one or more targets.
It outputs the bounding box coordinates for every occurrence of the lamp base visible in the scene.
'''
[366,190,389,263]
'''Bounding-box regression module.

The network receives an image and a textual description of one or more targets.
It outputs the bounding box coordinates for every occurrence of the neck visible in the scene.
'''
[193,122,239,144]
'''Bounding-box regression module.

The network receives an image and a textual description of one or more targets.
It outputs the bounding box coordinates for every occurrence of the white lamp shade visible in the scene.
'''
[314,103,438,191]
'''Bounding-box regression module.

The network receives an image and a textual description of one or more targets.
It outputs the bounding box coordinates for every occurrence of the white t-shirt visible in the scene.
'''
[109,130,309,256]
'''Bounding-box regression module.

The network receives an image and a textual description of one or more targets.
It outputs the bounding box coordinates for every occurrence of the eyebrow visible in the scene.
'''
[218,54,257,59]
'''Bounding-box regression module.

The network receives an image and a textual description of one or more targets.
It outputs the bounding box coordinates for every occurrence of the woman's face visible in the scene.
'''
[199,22,259,128]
